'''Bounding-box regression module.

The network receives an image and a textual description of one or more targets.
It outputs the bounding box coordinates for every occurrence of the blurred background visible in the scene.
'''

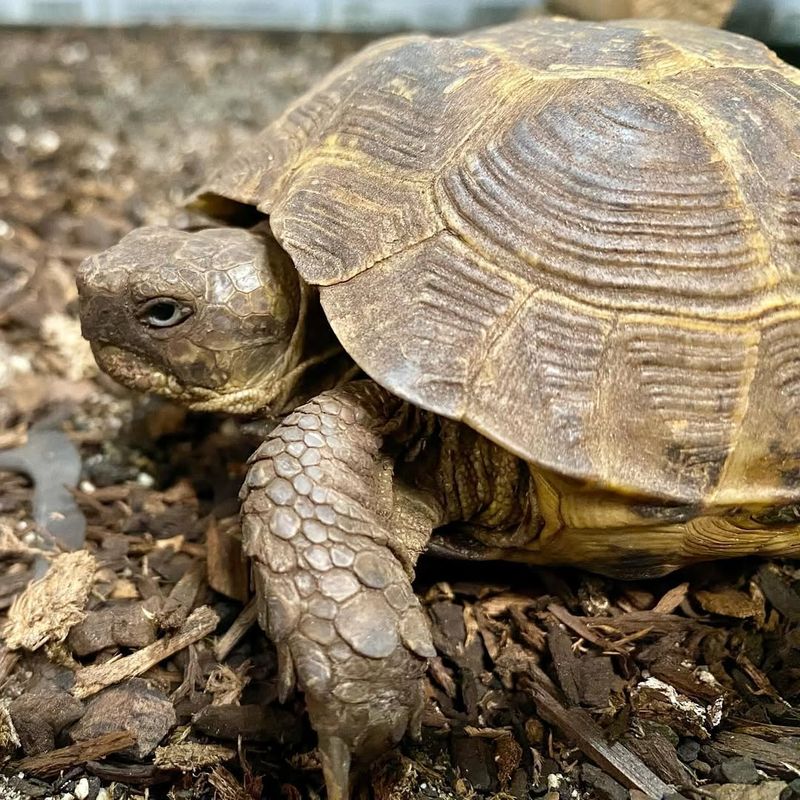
[0,0,797,46]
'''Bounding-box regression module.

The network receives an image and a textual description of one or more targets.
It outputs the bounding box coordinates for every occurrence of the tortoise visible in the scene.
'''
[77,16,800,799]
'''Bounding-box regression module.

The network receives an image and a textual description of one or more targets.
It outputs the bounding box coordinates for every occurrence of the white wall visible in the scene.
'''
[0,0,543,30]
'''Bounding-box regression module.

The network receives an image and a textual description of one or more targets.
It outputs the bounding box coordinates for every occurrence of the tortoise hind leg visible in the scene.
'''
[240,381,441,799]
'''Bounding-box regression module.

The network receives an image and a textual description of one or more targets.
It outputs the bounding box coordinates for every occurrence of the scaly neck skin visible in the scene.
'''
[386,405,533,532]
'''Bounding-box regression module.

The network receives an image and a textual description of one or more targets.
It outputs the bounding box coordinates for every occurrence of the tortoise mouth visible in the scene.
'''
[92,344,272,414]
[92,344,189,400]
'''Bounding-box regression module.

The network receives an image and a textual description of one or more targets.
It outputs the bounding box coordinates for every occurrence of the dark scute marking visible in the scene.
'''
[630,500,701,524]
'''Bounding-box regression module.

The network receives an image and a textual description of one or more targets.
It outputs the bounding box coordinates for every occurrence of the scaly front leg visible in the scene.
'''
[241,381,440,799]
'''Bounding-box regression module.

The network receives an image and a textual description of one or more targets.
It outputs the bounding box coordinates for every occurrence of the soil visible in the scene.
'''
[0,25,799,800]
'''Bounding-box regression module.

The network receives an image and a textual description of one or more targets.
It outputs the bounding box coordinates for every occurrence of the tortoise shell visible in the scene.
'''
[192,17,800,508]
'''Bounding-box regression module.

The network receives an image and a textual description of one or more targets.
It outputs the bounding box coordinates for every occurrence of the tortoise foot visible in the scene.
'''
[241,385,435,798]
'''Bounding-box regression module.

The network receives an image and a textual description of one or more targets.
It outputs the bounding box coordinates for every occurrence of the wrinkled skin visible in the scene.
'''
[78,224,525,800]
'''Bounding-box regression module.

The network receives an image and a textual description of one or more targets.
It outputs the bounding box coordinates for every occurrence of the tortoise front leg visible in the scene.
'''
[240,381,440,800]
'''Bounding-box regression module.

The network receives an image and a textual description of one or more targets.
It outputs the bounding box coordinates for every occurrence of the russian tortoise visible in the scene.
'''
[78,16,800,799]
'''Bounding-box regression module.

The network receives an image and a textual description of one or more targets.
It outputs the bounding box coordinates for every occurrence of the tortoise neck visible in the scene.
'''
[260,281,357,415]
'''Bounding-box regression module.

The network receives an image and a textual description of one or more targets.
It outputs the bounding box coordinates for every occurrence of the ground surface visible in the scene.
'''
[0,25,799,800]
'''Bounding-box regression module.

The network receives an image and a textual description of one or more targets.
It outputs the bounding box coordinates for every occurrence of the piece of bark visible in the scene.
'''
[591,611,705,635]
[632,677,719,740]
[648,662,727,704]
[10,685,83,755]
[547,603,628,654]
[546,618,581,706]
[756,567,800,623]
[451,735,497,793]
[68,602,157,656]
[525,678,673,799]
[69,678,176,759]
[695,588,763,620]
[157,560,205,630]
[206,517,249,603]
[13,730,136,776]
[213,599,257,662]
[429,656,458,699]
[72,605,219,699]
[578,656,623,708]
[3,551,96,651]
[624,731,695,787]
[580,763,628,800]
[192,703,302,745]
[653,583,690,614]
[85,759,167,786]
[429,600,467,662]
[714,732,800,774]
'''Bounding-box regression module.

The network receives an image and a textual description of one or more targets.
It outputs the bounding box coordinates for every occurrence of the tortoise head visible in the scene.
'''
[77,224,302,414]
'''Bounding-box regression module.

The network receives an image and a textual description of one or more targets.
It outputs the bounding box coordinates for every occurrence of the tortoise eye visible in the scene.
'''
[138,298,193,329]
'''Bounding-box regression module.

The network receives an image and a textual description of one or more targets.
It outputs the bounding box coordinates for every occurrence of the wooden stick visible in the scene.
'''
[14,730,136,776]
[523,678,673,799]
[213,599,258,662]
[72,605,219,699]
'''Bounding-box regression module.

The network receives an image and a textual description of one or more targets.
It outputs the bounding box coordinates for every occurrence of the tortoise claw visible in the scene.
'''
[319,734,351,800]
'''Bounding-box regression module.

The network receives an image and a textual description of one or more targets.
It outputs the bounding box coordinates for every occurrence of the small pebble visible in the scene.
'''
[676,738,701,763]
[73,778,90,800]
[136,472,155,487]
[714,757,760,785]
[691,759,712,776]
